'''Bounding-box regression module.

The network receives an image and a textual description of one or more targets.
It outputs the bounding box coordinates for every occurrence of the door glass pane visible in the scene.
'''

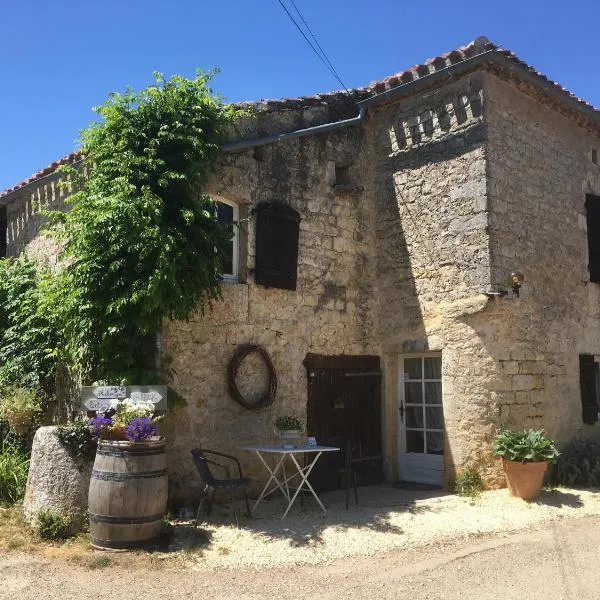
[426,431,444,455]
[404,382,423,404]
[404,358,422,380]
[425,407,444,429]
[406,430,424,453]
[424,356,441,379]
[405,406,424,428]
[424,382,442,405]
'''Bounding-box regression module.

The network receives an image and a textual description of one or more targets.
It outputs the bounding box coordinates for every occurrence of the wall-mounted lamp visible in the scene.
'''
[485,271,525,299]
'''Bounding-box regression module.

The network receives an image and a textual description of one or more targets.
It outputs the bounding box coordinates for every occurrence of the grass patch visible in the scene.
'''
[455,465,484,498]
[87,555,112,570]
[0,438,29,505]
[36,509,72,540]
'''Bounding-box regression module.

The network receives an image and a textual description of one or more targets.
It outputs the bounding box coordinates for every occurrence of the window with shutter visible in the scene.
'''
[255,202,300,290]
[579,354,599,425]
[0,205,6,258]
[585,195,600,283]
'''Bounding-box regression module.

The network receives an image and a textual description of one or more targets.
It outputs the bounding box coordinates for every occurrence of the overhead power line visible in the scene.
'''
[275,0,350,93]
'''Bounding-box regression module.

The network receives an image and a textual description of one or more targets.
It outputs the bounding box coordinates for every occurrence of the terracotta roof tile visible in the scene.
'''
[0,151,82,200]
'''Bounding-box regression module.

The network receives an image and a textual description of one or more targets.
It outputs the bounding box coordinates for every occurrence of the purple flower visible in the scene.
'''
[125,416,157,442]
[89,416,112,440]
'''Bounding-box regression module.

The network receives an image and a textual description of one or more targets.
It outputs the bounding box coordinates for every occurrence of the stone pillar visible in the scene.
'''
[23,426,93,534]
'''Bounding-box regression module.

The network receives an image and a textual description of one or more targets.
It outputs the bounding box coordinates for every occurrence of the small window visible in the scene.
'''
[585,195,600,283]
[255,202,300,290]
[216,198,239,280]
[0,205,6,258]
[335,165,351,186]
[579,354,599,424]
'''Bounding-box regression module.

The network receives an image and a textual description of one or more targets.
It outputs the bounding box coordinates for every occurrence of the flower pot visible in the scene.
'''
[278,429,303,448]
[4,408,36,436]
[501,458,548,500]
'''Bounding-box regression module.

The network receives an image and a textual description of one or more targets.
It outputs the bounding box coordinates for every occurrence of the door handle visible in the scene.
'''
[399,404,404,422]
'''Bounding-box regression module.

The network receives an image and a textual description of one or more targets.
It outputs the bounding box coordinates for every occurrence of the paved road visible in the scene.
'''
[2,516,600,599]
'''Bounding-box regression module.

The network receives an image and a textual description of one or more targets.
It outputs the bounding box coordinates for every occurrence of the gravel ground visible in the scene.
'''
[165,485,600,570]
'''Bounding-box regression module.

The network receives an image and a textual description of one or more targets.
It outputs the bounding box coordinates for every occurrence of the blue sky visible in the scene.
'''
[2,0,599,191]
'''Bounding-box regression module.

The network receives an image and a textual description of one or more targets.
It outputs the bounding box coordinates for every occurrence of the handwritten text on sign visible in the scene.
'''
[81,386,168,411]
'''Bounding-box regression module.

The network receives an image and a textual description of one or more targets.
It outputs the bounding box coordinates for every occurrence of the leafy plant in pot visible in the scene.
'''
[493,429,560,499]
[0,387,42,436]
[274,415,304,448]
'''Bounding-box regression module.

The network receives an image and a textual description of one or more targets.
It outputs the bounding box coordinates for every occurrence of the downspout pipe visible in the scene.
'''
[222,107,366,153]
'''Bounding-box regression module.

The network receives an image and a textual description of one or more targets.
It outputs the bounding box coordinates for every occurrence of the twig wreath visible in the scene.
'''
[227,344,277,409]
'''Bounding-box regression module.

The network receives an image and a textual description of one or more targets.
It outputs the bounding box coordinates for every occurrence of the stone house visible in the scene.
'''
[2,36,600,499]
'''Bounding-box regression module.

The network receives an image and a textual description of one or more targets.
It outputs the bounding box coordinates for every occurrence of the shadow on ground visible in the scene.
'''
[532,488,585,508]
[160,484,451,552]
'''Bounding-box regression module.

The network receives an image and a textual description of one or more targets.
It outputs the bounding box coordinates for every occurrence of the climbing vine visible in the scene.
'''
[46,70,243,383]
[0,256,58,393]
[0,71,243,396]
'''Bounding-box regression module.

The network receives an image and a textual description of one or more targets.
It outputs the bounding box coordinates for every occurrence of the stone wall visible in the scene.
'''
[367,72,501,484]
[485,72,600,447]
[162,120,380,502]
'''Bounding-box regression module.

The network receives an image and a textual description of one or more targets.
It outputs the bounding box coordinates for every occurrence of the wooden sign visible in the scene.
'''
[81,385,168,411]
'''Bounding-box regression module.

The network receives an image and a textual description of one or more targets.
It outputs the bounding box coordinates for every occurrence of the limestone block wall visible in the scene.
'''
[485,72,600,447]
[162,124,379,503]
[2,170,73,264]
[367,72,502,484]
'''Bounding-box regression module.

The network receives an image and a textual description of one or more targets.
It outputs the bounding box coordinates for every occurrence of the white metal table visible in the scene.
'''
[240,444,340,519]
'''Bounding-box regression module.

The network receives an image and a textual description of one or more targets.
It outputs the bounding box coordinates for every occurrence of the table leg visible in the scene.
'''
[252,451,295,514]
[281,451,324,519]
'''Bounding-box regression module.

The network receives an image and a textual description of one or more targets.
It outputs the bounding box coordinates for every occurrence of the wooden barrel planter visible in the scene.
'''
[88,438,168,550]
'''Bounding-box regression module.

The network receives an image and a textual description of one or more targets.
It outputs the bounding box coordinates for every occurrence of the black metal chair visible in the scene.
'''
[190,448,252,526]
[322,437,359,510]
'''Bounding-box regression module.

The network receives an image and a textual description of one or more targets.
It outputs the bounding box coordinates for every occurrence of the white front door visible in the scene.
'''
[398,354,444,486]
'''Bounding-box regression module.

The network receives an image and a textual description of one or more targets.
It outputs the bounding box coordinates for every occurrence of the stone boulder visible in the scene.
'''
[23,426,94,534]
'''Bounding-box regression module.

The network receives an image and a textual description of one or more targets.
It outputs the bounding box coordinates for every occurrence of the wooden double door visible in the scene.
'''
[304,354,383,491]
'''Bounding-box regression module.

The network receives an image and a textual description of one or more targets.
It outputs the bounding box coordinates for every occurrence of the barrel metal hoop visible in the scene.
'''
[89,512,164,524]
[96,446,165,457]
[91,468,167,481]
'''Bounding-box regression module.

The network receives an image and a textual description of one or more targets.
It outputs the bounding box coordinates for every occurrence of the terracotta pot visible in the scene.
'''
[501,458,548,499]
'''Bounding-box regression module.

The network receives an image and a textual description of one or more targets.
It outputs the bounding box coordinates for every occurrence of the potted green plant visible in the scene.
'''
[0,387,42,436]
[274,415,304,448]
[493,429,560,499]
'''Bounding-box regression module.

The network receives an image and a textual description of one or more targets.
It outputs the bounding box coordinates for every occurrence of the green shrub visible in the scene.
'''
[0,436,29,505]
[36,509,71,540]
[493,429,560,463]
[274,415,303,431]
[551,438,600,487]
[56,419,97,462]
[455,465,484,498]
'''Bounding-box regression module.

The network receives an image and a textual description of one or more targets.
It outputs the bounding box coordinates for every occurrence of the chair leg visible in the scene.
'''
[243,487,252,518]
[345,472,350,510]
[195,485,209,527]
[353,472,359,505]
[206,488,217,516]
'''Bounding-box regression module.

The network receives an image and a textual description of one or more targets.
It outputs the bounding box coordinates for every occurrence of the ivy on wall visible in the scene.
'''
[0,71,243,392]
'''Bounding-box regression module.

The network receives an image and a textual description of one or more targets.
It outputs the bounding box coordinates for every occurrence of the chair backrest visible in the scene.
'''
[191,448,218,485]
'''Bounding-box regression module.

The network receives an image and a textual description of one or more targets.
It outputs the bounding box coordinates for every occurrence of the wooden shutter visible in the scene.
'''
[579,354,599,424]
[0,205,6,258]
[585,195,600,283]
[255,202,300,290]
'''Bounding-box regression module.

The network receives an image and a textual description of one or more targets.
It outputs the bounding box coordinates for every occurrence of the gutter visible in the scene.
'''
[222,107,365,153]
